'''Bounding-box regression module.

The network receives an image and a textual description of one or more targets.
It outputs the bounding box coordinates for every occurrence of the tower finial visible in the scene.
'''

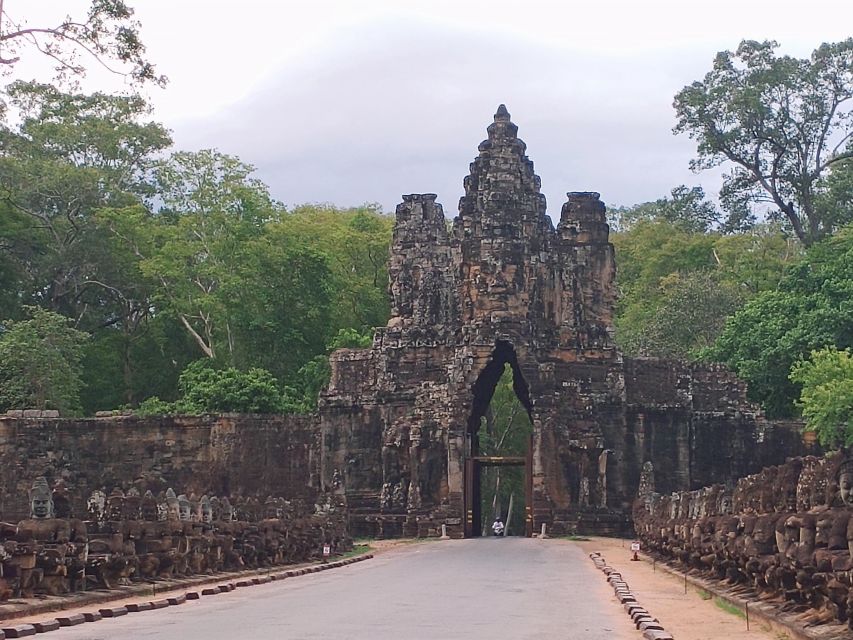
[495,104,510,121]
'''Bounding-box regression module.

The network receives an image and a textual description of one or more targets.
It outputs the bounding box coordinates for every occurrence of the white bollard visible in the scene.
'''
[540,523,547,539]
[440,524,449,540]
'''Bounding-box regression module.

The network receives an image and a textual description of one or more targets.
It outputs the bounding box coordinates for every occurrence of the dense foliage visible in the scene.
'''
[674,39,853,246]
[708,226,853,417]
[0,82,392,416]
[790,348,853,448]
[0,307,88,415]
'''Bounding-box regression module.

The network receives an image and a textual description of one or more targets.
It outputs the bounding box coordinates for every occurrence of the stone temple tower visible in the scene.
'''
[319,105,633,537]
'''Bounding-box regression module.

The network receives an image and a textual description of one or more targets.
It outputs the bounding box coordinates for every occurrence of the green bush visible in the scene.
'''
[790,348,853,448]
[0,307,88,415]
[177,361,284,414]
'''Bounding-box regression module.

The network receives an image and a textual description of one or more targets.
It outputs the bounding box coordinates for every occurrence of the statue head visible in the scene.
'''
[87,490,106,522]
[838,459,853,506]
[200,496,213,523]
[718,491,733,516]
[141,490,159,521]
[164,488,180,521]
[29,477,54,519]
[177,494,191,521]
[187,493,201,522]
[264,496,280,519]
[107,488,124,521]
[220,497,235,522]
[122,487,141,520]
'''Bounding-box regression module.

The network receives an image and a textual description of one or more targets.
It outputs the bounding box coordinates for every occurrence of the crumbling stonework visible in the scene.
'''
[319,106,812,538]
[0,476,348,600]
[0,413,320,521]
[634,452,853,631]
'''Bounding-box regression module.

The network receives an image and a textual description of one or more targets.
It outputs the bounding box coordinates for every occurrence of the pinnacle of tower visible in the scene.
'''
[487,103,518,140]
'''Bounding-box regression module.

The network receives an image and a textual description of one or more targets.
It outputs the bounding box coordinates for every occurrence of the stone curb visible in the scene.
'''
[588,552,673,640]
[0,553,374,635]
[639,554,848,640]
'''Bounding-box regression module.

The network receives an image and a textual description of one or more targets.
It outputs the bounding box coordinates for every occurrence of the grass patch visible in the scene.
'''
[714,596,746,619]
[554,535,592,541]
[339,543,371,559]
[696,588,712,601]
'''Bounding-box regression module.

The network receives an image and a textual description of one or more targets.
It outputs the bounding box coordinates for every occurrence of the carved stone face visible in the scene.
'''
[839,471,853,506]
[719,495,733,515]
[30,477,54,519]
[32,496,53,519]
[167,500,180,521]
[201,499,212,523]
[178,500,191,521]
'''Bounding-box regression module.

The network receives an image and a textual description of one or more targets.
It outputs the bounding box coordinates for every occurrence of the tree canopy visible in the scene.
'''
[0,0,164,85]
[707,224,853,417]
[675,39,853,245]
[790,347,853,448]
[0,306,88,414]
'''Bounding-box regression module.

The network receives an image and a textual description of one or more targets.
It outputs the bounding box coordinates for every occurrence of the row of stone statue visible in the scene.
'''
[634,454,853,629]
[0,478,351,600]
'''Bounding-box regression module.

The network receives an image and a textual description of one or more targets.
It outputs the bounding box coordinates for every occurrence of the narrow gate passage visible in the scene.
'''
[52,540,638,640]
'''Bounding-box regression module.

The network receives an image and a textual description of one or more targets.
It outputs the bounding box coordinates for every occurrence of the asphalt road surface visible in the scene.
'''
[52,539,639,639]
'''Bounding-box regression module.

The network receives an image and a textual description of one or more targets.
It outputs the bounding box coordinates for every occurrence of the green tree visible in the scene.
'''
[0,306,88,414]
[619,271,744,359]
[103,151,280,361]
[674,39,853,246]
[0,82,170,319]
[612,217,802,359]
[708,225,853,416]
[609,185,721,233]
[271,204,394,333]
[176,360,284,414]
[790,348,853,448]
[0,0,164,85]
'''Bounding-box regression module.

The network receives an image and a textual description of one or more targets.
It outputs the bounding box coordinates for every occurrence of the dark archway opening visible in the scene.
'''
[464,341,534,538]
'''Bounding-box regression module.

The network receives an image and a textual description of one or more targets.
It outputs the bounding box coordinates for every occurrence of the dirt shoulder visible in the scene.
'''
[566,536,788,640]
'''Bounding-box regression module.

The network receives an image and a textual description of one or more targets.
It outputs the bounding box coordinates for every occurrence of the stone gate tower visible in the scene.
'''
[319,105,633,537]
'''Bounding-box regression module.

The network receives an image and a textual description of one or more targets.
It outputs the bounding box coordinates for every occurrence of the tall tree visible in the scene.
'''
[674,39,853,245]
[0,0,164,85]
[101,150,278,361]
[0,306,88,414]
[0,81,170,321]
[609,185,721,233]
[612,218,801,359]
[709,224,853,416]
[271,204,394,333]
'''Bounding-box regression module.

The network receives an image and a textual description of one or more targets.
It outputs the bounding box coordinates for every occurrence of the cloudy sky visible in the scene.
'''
[10,1,853,216]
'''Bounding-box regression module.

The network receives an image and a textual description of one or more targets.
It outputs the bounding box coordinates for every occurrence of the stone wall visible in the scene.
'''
[623,358,812,496]
[0,414,319,522]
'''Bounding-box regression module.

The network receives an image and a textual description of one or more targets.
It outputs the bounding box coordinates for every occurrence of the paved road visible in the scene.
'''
[52,539,638,639]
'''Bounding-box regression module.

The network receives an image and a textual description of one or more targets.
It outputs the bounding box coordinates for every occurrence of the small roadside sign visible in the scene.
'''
[630,541,640,561]
[323,544,331,557]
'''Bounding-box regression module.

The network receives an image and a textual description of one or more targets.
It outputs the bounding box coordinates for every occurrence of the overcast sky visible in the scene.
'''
[10,1,853,216]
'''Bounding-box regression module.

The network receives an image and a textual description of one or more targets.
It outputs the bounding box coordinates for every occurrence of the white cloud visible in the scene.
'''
[7,0,853,214]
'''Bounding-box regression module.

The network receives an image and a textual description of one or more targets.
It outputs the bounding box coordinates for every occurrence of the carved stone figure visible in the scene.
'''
[29,477,54,519]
